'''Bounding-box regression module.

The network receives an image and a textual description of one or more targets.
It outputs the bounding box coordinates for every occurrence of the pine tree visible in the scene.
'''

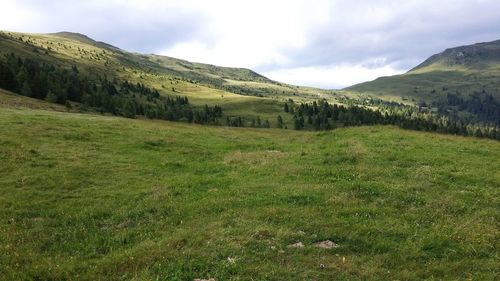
[474,128,483,138]
[263,120,270,128]
[45,91,58,103]
[20,80,32,97]
[293,116,302,130]
[122,99,137,118]
[277,115,284,128]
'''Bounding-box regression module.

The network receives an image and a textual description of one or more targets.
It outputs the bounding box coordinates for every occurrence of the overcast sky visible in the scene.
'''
[2,0,500,88]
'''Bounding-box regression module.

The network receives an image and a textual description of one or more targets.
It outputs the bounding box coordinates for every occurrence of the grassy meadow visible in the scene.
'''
[1,105,499,280]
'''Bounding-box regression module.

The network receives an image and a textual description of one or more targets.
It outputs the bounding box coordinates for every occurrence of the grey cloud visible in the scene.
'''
[256,0,500,73]
[7,0,206,53]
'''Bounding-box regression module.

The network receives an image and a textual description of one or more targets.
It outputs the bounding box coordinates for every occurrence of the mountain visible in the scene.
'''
[410,39,500,71]
[348,39,500,101]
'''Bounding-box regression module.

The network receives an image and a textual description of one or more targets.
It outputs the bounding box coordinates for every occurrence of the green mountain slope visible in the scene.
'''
[349,40,500,96]
[410,39,500,71]
[347,39,500,125]
[348,39,500,100]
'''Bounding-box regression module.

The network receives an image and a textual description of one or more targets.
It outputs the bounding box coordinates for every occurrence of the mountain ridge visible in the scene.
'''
[48,31,275,84]
[409,39,500,72]
[50,31,122,51]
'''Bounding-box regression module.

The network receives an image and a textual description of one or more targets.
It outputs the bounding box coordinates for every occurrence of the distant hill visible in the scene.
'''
[347,39,500,100]
[410,39,500,71]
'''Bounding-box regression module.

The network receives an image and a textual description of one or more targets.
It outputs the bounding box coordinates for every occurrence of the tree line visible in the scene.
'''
[284,99,500,140]
[433,91,500,126]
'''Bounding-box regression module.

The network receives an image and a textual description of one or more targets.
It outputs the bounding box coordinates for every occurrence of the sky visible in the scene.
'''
[1,0,500,89]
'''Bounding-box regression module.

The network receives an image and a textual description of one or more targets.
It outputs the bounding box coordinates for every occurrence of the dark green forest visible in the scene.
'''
[286,99,500,140]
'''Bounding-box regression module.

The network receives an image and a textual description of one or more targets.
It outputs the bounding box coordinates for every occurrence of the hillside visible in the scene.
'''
[347,40,500,125]
[1,106,499,280]
[348,39,500,99]
[0,30,329,100]
[410,39,500,71]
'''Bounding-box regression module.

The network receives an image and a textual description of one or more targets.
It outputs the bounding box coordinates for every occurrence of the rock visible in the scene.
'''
[287,242,305,248]
[314,240,338,249]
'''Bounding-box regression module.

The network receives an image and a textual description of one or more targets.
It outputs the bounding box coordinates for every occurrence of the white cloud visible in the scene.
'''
[263,64,401,89]
[158,0,330,68]
[0,1,44,31]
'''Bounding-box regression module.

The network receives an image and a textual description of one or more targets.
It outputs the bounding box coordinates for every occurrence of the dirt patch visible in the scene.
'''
[314,240,338,249]
[287,242,305,248]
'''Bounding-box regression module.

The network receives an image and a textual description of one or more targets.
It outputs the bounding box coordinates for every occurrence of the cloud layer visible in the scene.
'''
[2,0,500,88]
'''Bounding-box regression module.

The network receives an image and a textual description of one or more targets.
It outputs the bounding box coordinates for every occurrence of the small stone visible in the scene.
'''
[314,240,338,249]
[320,263,325,269]
[287,242,305,248]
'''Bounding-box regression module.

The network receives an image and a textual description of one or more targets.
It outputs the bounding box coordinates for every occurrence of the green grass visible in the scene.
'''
[1,106,499,280]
